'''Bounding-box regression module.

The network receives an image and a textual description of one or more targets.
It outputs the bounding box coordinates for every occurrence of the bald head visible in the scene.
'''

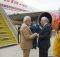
[40,17,49,26]
[41,17,49,22]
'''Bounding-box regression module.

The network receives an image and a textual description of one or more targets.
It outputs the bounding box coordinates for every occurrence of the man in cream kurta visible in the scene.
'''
[20,16,38,57]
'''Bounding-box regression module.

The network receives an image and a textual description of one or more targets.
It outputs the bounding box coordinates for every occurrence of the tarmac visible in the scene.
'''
[0,31,56,57]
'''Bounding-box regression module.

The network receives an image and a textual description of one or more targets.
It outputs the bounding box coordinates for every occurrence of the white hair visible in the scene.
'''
[23,16,31,22]
[41,17,49,22]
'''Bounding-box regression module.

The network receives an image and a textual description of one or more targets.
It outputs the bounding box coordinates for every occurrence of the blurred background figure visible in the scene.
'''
[53,22,60,57]
[18,27,21,43]
[38,17,52,57]
[20,16,38,57]
[30,21,39,49]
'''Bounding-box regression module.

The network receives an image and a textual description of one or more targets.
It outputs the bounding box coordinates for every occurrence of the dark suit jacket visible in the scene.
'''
[38,23,52,49]
[30,24,39,49]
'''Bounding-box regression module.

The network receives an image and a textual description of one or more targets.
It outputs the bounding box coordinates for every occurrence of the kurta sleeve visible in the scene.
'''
[21,26,35,40]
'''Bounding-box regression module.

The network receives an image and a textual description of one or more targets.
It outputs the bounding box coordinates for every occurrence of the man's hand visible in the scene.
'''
[36,34,39,38]
[33,33,39,38]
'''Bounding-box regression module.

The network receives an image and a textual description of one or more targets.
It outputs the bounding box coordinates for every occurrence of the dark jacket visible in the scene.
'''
[38,23,52,49]
[30,24,39,49]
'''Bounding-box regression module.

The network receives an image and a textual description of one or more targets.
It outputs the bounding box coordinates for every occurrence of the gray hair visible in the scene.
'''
[41,17,49,22]
[23,16,31,22]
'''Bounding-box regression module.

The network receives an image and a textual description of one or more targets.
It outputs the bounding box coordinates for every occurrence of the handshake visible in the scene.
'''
[33,33,39,38]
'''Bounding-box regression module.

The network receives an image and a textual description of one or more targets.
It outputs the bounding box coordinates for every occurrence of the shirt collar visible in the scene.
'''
[44,23,47,27]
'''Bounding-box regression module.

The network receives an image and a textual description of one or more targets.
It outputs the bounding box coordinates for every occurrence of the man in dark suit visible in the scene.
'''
[30,21,39,49]
[38,17,52,57]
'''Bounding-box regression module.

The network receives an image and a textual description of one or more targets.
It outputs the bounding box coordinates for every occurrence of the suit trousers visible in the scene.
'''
[39,48,48,57]
[23,49,30,57]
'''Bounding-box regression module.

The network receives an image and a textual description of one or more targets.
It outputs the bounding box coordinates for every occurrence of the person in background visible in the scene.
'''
[54,22,60,57]
[20,16,38,57]
[38,17,52,57]
[30,21,39,49]
[18,27,20,43]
